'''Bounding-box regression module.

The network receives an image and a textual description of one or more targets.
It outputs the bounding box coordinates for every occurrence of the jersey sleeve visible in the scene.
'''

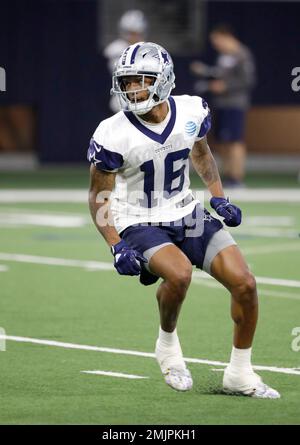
[87,122,124,172]
[194,97,212,141]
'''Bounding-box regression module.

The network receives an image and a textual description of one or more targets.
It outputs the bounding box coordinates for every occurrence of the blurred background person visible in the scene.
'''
[190,24,256,187]
[103,9,148,114]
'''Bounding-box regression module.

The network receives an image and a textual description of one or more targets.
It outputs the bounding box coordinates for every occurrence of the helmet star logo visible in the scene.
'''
[161,52,169,63]
[89,150,102,165]
[203,213,213,222]
[93,140,102,153]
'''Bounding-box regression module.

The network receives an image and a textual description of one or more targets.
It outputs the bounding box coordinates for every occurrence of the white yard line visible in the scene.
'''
[1,334,299,376]
[256,289,300,301]
[0,264,9,272]
[242,243,300,256]
[191,277,300,300]
[192,278,222,289]
[0,253,113,271]
[214,189,300,203]
[80,370,149,379]
[0,190,88,203]
[1,252,300,289]
[0,212,89,228]
[255,277,300,288]
[243,216,295,226]
[0,207,86,216]
[1,188,300,203]
[192,269,300,289]
[231,228,299,239]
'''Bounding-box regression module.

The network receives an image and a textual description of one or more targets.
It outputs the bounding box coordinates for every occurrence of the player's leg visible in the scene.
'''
[122,224,192,332]
[147,244,193,391]
[224,142,247,184]
[210,244,257,349]
[218,142,231,179]
[121,223,193,390]
[215,109,247,186]
[149,244,193,332]
[207,240,280,398]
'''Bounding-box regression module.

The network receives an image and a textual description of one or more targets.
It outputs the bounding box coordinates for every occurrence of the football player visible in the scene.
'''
[88,42,279,398]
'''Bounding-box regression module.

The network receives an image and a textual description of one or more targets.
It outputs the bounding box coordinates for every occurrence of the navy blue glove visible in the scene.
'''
[111,239,148,276]
[210,197,242,227]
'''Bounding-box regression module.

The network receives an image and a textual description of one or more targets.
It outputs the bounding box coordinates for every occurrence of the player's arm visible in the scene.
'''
[88,164,147,275]
[88,164,121,246]
[191,136,242,227]
[191,136,224,198]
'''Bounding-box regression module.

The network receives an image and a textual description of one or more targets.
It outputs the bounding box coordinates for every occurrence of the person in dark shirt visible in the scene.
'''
[191,24,256,187]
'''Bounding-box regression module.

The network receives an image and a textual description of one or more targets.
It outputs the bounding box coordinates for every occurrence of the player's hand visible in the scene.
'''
[111,239,148,276]
[210,197,242,227]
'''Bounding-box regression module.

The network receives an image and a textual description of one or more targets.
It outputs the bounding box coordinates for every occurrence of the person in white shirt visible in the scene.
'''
[103,10,148,113]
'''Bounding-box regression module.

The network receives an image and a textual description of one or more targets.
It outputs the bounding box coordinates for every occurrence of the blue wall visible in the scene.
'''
[0,0,299,164]
[205,0,300,106]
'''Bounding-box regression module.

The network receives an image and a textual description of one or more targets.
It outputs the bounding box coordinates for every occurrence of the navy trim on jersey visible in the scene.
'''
[123,96,176,145]
[197,113,211,139]
[87,139,124,171]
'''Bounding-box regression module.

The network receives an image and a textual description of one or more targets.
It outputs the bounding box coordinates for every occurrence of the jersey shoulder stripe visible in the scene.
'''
[87,112,129,171]
[87,139,124,172]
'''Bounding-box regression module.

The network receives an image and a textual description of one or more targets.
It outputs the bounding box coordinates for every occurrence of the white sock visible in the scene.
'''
[228,346,253,373]
[156,327,185,371]
[157,326,180,349]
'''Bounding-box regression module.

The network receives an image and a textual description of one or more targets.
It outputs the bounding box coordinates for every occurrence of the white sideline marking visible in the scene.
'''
[1,252,300,289]
[0,264,8,272]
[0,212,88,228]
[192,278,222,289]
[1,335,300,376]
[255,277,300,288]
[257,289,300,301]
[80,370,148,379]
[216,188,300,203]
[0,190,88,203]
[1,188,300,203]
[243,243,300,256]
[0,253,113,271]
[231,227,299,239]
[192,278,300,301]
[192,270,300,289]
[243,216,294,227]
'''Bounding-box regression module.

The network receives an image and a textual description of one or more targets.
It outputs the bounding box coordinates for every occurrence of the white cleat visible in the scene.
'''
[163,367,193,392]
[223,367,280,399]
[155,339,193,392]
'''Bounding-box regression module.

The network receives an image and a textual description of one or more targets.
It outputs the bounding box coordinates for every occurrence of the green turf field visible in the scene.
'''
[0,169,300,425]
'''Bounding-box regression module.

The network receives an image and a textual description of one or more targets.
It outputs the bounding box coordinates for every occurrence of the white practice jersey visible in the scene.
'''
[103,39,130,113]
[88,95,211,233]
